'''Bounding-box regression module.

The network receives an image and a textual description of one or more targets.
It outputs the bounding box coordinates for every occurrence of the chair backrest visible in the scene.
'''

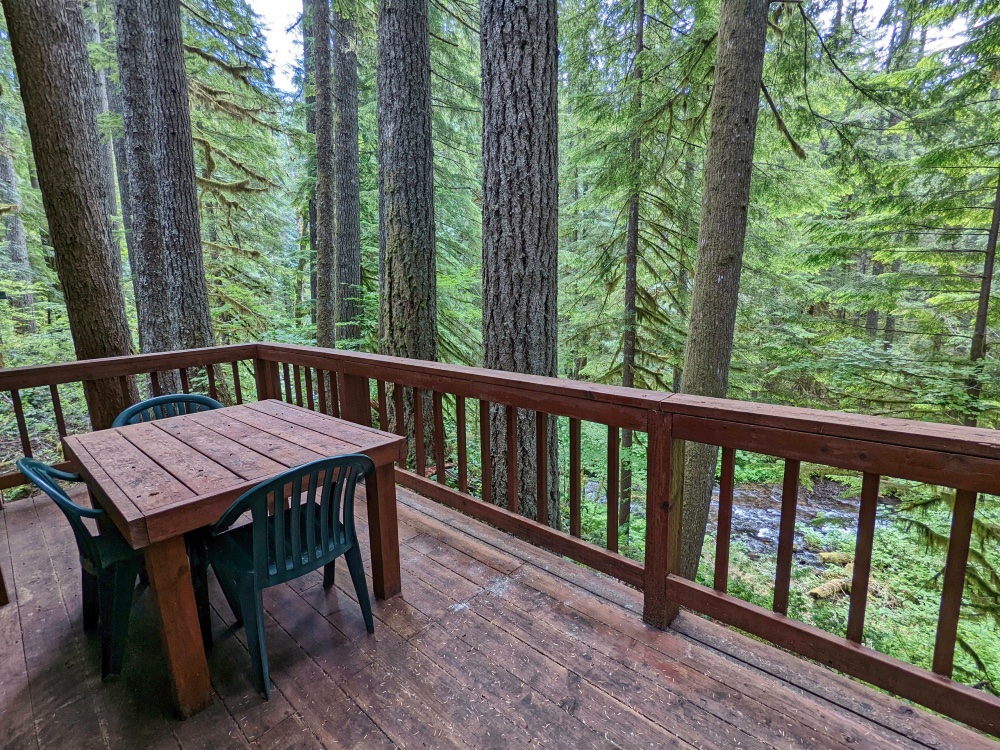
[16,458,105,564]
[112,394,224,427]
[211,455,375,587]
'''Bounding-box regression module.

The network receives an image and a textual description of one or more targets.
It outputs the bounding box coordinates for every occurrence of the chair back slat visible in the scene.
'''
[17,458,104,563]
[213,455,375,587]
[112,394,224,428]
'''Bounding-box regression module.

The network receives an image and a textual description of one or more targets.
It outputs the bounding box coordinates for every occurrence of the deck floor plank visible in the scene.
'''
[0,485,995,750]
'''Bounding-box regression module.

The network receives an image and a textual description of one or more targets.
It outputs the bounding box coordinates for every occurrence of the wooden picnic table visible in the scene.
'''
[62,399,406,717]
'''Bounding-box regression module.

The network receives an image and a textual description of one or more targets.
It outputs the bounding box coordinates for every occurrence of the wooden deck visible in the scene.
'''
[1,485,995,750]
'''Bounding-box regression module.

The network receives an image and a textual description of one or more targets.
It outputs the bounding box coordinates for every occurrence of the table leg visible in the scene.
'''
[144,536,213,717]
[365,461,402,599]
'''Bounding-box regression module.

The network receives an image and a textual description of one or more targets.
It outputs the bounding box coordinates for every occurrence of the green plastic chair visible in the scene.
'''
[112,394,224,428]
[112,393,223,647]
[207,455,376,698]
[17,458,145,681]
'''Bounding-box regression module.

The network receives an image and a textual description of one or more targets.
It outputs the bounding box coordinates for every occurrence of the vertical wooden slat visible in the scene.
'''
[714,447,736,593]
[506,404,518,515]
[536,411,548,527]
[231,362,243,404]
[433,391,446,484]
[847,472,880,643]
[643,412,684,628]
[570,417,581,538]
[119,375,132,406]
[50,384,67,438]
[291,365,303,407]
[377,380,388,431]
[393,384,405,436]
[479,399,492,504]
[150,373,162,397]
[773,459,801,616]
[179,367,191,394]
[932,489,978,677]
[11,390,31,458]
[607,425,620,553]
[317,370,328,415]
[207,365,218,401]
[456,396,468,494]
[281,362,293,402]
[330,369,342,418]
[304,367,314,410]
[413,388,426,476]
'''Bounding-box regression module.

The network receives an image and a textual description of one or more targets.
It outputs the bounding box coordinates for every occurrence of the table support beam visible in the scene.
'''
[365,461,402,599]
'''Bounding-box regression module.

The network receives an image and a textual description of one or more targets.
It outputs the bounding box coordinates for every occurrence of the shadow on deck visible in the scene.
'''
[0,485,994,750]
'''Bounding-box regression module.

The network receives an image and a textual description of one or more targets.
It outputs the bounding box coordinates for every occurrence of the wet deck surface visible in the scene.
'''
[1,484,995,749]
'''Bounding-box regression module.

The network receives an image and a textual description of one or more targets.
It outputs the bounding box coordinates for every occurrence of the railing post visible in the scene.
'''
[643,411,684,628]
[340,372,372,427]
[253,357,279,401]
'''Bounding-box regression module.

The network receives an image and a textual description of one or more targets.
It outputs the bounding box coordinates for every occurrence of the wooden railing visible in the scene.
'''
[1,342,998,737]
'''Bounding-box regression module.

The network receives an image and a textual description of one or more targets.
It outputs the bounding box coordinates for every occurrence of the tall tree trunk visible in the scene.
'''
[679,0,769,579]
[303,0,318,326]
[481,0,559,524]
[114,0,180,362]
[620,0,645,539]
[108,80,135,262]
[964,171,1000,427]
[85,2,118,220]
[155,0,213,350]
[0,114,35,333]
[333,0,363,344]
[314,0,336,349]
[377,0,437,460]
[3,0,137,429]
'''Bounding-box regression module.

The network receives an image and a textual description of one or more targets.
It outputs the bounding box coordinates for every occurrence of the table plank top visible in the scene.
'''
[63,400,406,548]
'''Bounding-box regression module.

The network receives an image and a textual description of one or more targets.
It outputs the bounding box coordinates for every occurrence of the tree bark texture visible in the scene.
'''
[303,0,318,326]
[481,0,559,524]
[679,0,769,579]
[620,0,645,535]
[377,0,437,362]
[115,0,178,358]
[3,0,137,429]
[314,0,336,349]
[333,0,363,343]
[154,0,213,350]
[0,117,35,333]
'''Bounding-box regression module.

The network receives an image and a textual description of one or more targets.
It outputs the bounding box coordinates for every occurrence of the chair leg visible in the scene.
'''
[102,560,140,682]
[322,561,336,589]
[215,567,244,627]
[238,581,269,699]
[344,546,374,634]
[98,569,115,678]
[188,540,213,650]
[82,569,99,632]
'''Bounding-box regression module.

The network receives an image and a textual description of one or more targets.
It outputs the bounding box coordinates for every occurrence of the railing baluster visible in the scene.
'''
[281,362,292,403]
[846,472,880,643]
[377,380,388,431]
[607,425,620,553]
[317,370,328,414]
[714,447,736,593]
[536,411,548,527]
[179,367,191,394]
[149,372,162,397]
[207,365,218,401]
[433,391,446,484]
[393,383,405,437]
[570,417,581,538]
[457,396,468,494]
[50,384,67,438]
[773,458,801,615]
[932,489,978,677]
[118,375,131,406]
[330,369,341,418]
[479,399,492,504]
[231,361,243,404]
[291,364,303,406]
[414,388,426,476]
[11,390,31,457]
[304,367,314,410]
[506,404,518,515]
